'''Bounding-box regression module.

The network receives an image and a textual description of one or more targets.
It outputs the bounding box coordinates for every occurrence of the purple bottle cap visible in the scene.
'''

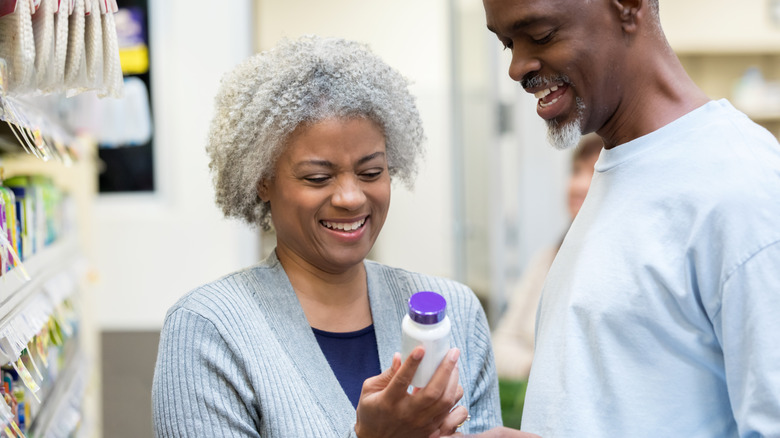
[408,291,447,324]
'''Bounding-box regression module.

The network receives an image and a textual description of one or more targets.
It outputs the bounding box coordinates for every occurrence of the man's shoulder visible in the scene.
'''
[695,99,777,147]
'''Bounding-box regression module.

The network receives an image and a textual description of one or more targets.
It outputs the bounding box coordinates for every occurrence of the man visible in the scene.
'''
[470,0,780,436]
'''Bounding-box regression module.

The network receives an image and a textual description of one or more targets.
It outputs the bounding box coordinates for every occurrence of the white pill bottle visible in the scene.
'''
[401,291,452,388]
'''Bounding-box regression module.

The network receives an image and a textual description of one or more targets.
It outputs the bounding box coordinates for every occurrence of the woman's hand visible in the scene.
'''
[355,346,468,438]
[443,427,542,438]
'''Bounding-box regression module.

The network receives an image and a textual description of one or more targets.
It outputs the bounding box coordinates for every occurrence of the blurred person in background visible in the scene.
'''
[152,35,501,438]
[493,133,602,381]
[490,134,602,426]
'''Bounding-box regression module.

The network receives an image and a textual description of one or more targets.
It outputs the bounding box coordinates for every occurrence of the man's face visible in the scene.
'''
[484,0,624,149]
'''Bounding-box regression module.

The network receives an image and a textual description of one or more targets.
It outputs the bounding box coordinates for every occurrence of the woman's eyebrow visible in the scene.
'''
[294,159,335,170]
[293,151,386,170]
[358,151,386,165]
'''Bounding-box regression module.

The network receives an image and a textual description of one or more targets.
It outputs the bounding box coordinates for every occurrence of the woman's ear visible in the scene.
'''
[257,178,270,202]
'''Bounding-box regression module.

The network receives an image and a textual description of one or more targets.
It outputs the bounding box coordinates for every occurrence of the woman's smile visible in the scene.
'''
[321,217,368,232]
[320,216,371,244]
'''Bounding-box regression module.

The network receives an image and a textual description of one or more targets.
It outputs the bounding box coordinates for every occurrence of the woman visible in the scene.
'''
[152,35,501,438]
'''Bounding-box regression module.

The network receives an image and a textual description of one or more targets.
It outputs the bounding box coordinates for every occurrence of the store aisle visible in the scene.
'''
[102,331,160,438]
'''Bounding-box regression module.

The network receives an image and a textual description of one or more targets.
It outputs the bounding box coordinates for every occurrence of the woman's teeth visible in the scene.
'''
[322,218,366,231]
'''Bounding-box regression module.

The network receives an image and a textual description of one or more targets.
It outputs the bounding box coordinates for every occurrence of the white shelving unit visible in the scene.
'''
[0,132,98,438]
[27,338,87,438]
[0,150,97,438]
[660,0,780,54]
[0,0,120,435]
[0,237,79,320]
[660,0,780,140]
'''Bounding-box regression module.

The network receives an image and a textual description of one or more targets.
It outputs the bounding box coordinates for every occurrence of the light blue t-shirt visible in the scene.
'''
[523,100,780,437]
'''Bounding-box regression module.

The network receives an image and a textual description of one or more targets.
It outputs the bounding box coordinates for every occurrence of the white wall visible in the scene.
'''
[93,0,259,330]
[452,0,569,318]
[255,0,456,279]
[487,38,570,319]
[511,90,570,270]
[254,0,569,310]
[91,0,570,330]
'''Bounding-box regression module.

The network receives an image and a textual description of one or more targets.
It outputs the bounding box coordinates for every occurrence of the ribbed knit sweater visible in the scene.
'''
[152,252,502,437]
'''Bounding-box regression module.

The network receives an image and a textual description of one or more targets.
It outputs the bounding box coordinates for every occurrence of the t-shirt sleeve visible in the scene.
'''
[717,240,780,437]
[152,307,261,438]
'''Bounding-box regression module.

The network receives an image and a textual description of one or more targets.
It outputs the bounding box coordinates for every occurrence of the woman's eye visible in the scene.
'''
[361,170,383,180]
[500,39,513,51]
[304,176,329,184]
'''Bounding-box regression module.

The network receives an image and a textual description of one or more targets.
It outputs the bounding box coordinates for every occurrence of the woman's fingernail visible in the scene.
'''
[412,347,424,360]
[448,348,460,362]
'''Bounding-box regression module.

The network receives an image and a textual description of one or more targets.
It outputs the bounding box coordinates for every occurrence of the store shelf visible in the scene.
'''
[746,111,780,123]
[1,3,120,436]
[27,341,86,438]
[0,236,80,329]
[0,123,29,155]
[669,43,780,57]
[674,47,780,141]
[660,0,780,55]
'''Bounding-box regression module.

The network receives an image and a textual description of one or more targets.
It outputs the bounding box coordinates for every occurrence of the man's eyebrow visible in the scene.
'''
[487,15,548,33]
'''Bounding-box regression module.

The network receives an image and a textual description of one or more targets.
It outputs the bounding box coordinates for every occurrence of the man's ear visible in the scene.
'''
[257,178,270,202]
[611,0,644,33]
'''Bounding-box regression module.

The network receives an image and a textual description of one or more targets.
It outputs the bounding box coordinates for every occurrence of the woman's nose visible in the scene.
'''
[331,176,366,210]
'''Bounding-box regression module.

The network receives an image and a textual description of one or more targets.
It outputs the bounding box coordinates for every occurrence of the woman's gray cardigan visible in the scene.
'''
[152,252,502,437]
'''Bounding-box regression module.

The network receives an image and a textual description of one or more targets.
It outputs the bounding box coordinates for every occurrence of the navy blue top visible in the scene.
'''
[312,324,381,408]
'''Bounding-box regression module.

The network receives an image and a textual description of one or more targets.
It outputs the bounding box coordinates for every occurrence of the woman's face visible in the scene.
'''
[259,117,391,275]
[567,152,599,220]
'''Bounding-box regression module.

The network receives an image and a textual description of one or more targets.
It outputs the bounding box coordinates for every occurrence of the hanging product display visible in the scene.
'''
[31,0,55,90]
[0,1,119,436]
[1,0,123,165]
[0,0,121,96]
[0,0,36,93]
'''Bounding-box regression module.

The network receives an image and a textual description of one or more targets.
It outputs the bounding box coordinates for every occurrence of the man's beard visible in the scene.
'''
[545,97,585,151]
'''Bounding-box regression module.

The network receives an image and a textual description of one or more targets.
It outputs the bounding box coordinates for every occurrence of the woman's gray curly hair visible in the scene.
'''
[206,35,426,230]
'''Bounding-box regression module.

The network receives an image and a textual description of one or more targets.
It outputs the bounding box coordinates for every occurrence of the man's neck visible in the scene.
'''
[598,50,709,149]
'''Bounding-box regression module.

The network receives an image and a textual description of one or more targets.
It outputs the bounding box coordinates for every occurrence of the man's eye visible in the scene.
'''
[532,32,554,45]
[500,39,513,51]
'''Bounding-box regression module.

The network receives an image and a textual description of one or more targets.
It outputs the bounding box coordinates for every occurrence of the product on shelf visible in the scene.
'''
[0,175,70,277]
[0,187,21,276]
[0,298,81,437]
